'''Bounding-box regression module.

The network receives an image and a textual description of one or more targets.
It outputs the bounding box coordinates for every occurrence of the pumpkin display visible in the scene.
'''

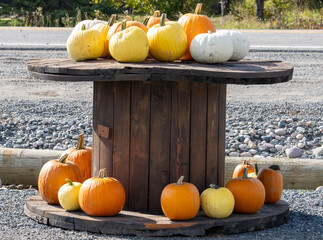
[200,184,235,219]
[65,133,92,181]
[91,14,116,57]
[217,30,250,60]
[225,168,265,214]
[67,24,104,61]
[146,10,168,29]
[109,21,149,63]
[58,178,82,211]
[38,153,83,204]
[72,19,108,34]
[232,160,255,178]
[79,168,126,216]
[248,163,259,178]
[190,31,233,63]
[147,13,187,62]
[257,165,283,203]
[178,3,216,60]
[160,176,200,220]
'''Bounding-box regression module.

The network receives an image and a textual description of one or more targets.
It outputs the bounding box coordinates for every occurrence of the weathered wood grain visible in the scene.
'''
[25,195,290,237]
[27,58,294,85]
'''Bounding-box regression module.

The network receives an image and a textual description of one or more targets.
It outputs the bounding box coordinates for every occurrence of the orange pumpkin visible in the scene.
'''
[225,168,265,213]
[160,176,200,220]
[232,160,255,178]
[146,10,168,28]
[38,154,83,204]
[178,3,216,60]
[65,133,92,181]
[79,168,126,216]
[257,165,283,203]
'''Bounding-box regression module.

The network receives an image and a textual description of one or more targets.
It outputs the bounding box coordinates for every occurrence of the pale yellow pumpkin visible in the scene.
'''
[66,25,104,61]
[147,13,187,62]
[109,21,149,63]
[58,178,82,211]
[90,15,116,58]
[200,184,235,218]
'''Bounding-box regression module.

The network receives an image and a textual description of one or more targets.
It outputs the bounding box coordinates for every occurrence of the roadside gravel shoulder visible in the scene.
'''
[0,188,322,240]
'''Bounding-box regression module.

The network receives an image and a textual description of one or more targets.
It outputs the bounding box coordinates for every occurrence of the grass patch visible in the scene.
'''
[0,18,25,27]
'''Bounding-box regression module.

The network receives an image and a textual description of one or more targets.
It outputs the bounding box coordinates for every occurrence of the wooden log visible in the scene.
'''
[1,148,322,190]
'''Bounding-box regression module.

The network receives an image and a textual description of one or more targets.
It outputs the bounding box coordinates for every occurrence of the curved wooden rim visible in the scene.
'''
[27,58,294,85]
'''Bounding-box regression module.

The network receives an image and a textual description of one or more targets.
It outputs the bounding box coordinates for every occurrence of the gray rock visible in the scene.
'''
[313,146,323,157]
[239,144,248,151]
[240,152,252,157]
[249,149,258,155]
[278,121,286,128]
[286,147,303,158]
[229,152,239,157]
[296,134,304,140]
[248,141,257,149]
[275,144,284,150]
[298,143,305,149]
[296,127,306,133]
[275,128,286,136]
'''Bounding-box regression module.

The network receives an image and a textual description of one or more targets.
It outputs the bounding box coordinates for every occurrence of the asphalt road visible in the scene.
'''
[0,27,322,51]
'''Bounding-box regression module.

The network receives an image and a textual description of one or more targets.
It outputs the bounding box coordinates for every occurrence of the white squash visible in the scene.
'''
[190,31,233,64]
[72,20,108,34]
[218,30,250,60]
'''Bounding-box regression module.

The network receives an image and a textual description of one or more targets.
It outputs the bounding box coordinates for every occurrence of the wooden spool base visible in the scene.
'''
[25,195,290,237]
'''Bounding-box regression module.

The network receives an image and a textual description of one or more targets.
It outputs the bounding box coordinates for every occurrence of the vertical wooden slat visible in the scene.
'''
[206,84,219,186]
[92,82,100,177]
[129,82,150,212]
[149,81,171,213]
[217,84,227,187]
[190,82,207,193]
[113,81,131,209]
[99,82,114,176]
[170,82,190,183]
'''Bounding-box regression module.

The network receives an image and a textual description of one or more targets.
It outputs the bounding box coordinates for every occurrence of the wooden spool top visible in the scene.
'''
[28,58,293,85]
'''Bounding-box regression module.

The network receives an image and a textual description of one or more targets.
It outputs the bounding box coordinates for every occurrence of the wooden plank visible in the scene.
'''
[170,82,190,183]
[113,81,131,210]
[92,82,100,177]
[97,82,114,176]
[129,82,151,212]
[97,123,111,139]
[217,84,227,187]
[149,81,171,213]
[190,82,207,193]
[206,84,219,186]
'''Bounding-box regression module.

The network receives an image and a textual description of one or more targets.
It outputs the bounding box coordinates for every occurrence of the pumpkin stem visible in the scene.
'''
[255,163,259,175]
[195,3,203,15]
[269,165,281,171]
[121,20,127,31]
[210,184,219,189]
[98,168,108,178]
[77,133,85,150]
[108,14,116,26]
[143,16,150,26]
[59,153,69,163]
[160,13,167,27]
[153,10,161,17]
[65,178,74,186]
[176,176,184,185]
[178,12,183,19]
[242,167,249,179]
[81,24,86,31]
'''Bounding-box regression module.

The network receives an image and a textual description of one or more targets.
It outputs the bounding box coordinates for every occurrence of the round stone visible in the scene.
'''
[286,147,302,158]
[297,143,305,149]
[278,121,286,128]
[275,144,284,151]
[275,129,286,136]
[296,134,304,140]
[240,152,252,157]
[229,152,239,157]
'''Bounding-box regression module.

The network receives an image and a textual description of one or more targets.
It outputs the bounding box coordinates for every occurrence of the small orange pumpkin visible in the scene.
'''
[79,168,126,216]
[225,168,265,213]
[146,10,168,28]
[232,160,255,178]
[160,176,200,220]
[65,133,92,181]
[178,3,216,60]
[257,165,283,203]
[38,154,83,204]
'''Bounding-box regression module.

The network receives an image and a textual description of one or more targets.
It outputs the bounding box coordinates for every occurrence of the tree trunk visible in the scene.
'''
[256,0,265,21]
[221,0,230,16]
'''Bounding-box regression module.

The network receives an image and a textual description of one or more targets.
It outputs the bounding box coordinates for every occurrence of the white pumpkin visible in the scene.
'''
[218,30,250,60]
[72,20,108,34]
[190,31,233,63]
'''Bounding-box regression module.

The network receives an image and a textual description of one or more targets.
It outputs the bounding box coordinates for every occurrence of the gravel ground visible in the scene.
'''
[0,188,322,240]
[0,49,322,158]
